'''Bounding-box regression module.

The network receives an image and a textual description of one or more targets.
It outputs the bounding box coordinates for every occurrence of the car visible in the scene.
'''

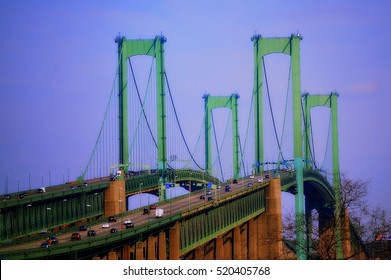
[69,185,76,189]
[2,194,11,201]
[125,223,134,229]
[257,178,264,183]
[225,185,231,192]
[206,190,212,195]
[265,174,270,179]
[18,192,27,199]
[216,185,222,189]
[123,218,132,225]
[40,241,50,248]
[110,228,118,234]
[233,179,238,184]
[207,196,214,201]
[247,183,253,187]
[108,216,117,222]
[199,195,206,200]
[87,230,97,236]
[79,225,88,231]
[250,175,255,179]
[47,236,59,244]
[101,222,110,228]
[83,182,88,187]
[143,208,150,215]
[71,233,81,241]
[37,187,46,193]
[110,174,116,181]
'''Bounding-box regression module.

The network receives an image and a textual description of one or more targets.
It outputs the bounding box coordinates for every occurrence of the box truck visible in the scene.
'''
[155,208,164,218]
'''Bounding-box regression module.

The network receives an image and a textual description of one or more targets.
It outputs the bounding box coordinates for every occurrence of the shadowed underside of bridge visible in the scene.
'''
[0,171,367,260]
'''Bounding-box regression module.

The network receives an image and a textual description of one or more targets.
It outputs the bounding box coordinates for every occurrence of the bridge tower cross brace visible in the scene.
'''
[203,93,241,180]
[115,35,167,174]
[251,34,306,259]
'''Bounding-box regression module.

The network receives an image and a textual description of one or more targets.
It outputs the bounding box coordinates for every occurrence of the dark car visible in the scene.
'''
[18,192,27,199]
[37,188,44,194]
[207,196,214,201]
[225,185,231,192]
[199,195,206,200]
[2,194,11,201]
[79,225,88,231]
[108,216,117,222]
[71,232,81,241]
[206,190,212,195]
[47,236,59,244]
[110,228,118,234]
[110,175,116,181]
[265,174,270,179]
[87,230,97,236]
[233,179,238,184]
[247,183,253,187]
[125,223,134,229]
[143,208,150,215]
[40,241,50,248]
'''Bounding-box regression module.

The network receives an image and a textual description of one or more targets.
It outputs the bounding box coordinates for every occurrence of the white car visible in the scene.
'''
[101,222,110,228]
[123,218,132,225]
[258,178,264,183]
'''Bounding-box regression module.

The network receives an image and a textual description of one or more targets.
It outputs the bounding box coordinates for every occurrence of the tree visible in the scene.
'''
[282,173,391,259]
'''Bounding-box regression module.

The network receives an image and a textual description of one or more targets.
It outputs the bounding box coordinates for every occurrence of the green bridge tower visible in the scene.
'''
[251,34,306,259]
[203,93,240,180]
[302,92,342,259]
[115,35,167,174]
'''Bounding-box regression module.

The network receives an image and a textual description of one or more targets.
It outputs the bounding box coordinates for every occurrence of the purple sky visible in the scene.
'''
[1,1,390,213]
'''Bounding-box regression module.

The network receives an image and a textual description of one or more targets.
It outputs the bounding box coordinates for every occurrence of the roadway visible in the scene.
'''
[0,175,269,252]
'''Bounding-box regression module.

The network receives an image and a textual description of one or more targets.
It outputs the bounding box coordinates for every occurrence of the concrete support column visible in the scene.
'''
[318,211,335,259]
[194,247,203,259]
[342,209,352,259]
[122,245,131,260]
[257,214,267,259]
[158,231,167,260]
[267,177,283,259]
[147,236,156,260]
[215,236,224,260]
[104,178,126,217]
[233,226,242,260]
[135,241,144,260]
[108,251,117,260]
[257,178,283,259]
[169,222,180,260]
[248,219,257,259]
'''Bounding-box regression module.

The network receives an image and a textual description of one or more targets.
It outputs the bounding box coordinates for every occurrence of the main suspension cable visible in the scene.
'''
[164,71,204,170]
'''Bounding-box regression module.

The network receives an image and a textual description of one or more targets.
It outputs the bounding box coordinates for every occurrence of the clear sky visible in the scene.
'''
[0,1,390,213]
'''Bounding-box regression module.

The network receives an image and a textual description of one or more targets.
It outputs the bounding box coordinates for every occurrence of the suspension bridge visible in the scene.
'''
[0,33,367,260]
